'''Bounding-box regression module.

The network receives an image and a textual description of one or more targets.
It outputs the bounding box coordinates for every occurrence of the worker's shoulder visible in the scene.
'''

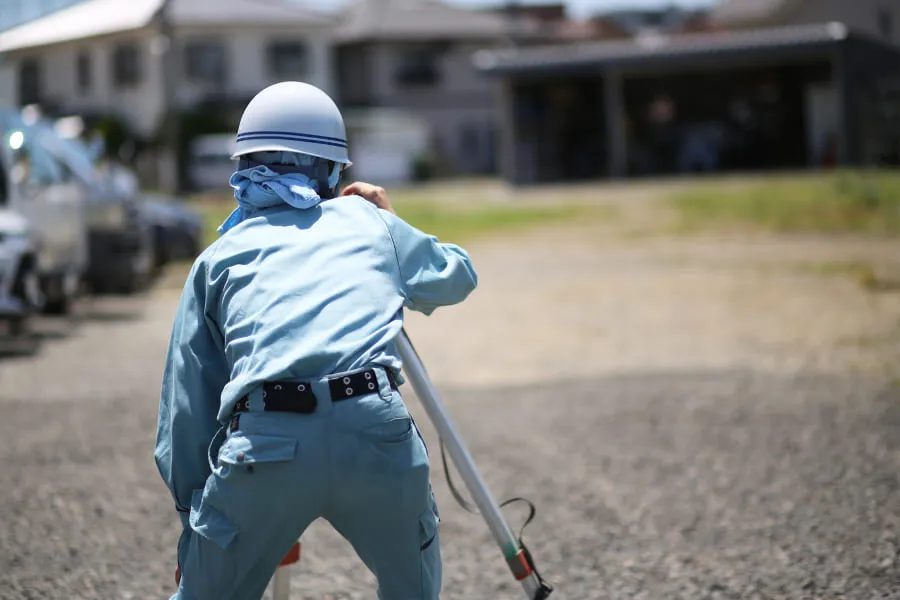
[184,237,227,276]
[323,195,395,227]
[324,194,379,216]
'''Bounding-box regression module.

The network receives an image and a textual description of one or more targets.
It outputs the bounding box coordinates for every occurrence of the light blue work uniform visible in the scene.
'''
[154,169,478,600]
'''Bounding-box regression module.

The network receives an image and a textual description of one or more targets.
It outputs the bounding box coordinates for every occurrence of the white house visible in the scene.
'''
[333,0,535,177]
[0,0,336,188]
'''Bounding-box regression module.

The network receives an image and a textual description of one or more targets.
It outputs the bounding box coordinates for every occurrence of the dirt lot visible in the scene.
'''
[0,217,898,599]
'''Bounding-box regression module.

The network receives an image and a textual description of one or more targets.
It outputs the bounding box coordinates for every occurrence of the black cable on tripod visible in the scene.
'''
[439,440,554,598]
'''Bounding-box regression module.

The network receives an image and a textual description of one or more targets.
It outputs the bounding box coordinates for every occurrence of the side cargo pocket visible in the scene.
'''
[182,489,241,598]
[190,489,239,550]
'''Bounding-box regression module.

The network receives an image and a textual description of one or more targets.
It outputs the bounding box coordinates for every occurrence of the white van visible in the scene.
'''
[0,110,89,314]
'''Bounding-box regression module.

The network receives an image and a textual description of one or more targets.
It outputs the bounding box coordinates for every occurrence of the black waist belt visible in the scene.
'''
[232,367,399,417]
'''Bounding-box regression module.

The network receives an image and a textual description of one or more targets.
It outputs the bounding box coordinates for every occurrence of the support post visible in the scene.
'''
[603,68,627,178]
[496,78,518,184]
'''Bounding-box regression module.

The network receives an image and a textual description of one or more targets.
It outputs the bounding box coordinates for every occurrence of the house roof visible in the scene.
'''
[0,0,331,53]
[708,0,796,26]
[473,22,853,76]
[166,0,332,27]
[333,0,526,43]
[0,0,161,52]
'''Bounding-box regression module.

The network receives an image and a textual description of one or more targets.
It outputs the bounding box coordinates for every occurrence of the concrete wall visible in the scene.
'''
[0,62,17,108]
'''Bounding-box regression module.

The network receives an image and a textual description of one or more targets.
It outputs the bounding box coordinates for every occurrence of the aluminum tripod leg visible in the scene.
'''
[396,330,550,600]
[270,542,301,600]
[271,566,290,600]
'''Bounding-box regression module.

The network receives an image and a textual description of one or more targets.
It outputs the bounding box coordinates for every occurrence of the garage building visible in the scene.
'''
[474,23,900,184]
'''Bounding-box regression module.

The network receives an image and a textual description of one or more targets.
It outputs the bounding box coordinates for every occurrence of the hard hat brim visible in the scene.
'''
[231,142,352,168]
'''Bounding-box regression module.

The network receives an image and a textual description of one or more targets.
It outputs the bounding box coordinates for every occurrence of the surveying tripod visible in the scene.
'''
[268,329,553,600]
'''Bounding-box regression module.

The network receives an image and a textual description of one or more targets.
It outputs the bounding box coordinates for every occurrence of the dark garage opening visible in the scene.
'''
[623,61,834,177]
[510,77,606,183]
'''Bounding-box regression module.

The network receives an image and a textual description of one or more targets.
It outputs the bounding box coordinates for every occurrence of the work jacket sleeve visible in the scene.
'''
[379,210,479,315]
[154,257,230,528]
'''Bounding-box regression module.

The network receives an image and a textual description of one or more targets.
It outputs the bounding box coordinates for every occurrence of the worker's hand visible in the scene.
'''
[175,565,182,587]
[341,182,396,215]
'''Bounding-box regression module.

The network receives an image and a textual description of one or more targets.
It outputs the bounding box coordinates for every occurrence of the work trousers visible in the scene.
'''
[172,367,441,600]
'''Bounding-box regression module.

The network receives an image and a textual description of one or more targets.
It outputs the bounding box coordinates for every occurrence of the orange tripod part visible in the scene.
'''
[279,543,302,567]
[507,550,534,581]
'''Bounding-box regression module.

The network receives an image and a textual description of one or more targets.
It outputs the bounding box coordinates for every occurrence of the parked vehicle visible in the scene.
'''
[138,194,204,273]
[45,123,155,295]
[0,209,41,338]
[0,110,89,315]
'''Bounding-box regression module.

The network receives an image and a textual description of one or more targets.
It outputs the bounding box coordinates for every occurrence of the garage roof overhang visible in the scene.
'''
[473,22,853,77]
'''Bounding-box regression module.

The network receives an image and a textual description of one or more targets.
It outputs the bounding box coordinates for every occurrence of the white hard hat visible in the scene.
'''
[232,81,351,167]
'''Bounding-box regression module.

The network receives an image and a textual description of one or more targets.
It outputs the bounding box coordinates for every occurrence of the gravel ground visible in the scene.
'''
[0,226,898,600]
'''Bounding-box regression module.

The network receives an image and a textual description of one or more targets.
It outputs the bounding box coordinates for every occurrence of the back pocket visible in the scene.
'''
[217,433,298,473]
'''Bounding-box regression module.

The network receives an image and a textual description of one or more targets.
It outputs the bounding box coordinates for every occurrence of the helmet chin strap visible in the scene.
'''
[327,163,343,196]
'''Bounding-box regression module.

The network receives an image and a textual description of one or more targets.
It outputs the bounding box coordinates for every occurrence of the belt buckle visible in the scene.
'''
[328,368,384,401]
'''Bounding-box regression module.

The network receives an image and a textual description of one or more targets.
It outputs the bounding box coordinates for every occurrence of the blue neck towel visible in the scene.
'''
[218,165,323,235]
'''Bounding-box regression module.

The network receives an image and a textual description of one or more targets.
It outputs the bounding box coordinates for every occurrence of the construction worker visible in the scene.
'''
[154,81,478,599]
